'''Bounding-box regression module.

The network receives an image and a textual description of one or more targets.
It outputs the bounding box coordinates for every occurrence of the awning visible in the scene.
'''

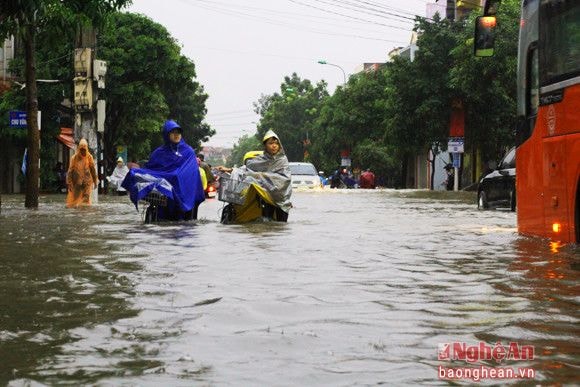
[57,127,75,149]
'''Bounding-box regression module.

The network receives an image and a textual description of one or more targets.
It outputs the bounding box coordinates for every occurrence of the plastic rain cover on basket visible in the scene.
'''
[218,173,251,205]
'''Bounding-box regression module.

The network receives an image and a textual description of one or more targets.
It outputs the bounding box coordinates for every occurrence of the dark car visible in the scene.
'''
[477,147,516,211]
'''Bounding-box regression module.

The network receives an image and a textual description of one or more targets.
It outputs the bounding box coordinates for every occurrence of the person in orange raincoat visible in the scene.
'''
[66,138,98,207]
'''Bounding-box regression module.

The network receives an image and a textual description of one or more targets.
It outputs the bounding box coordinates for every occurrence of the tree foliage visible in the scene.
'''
[227,134,262,167]
[311,70,391,175]
[307,4,520,186]
[99,12,213,164]
[0,0,131,207]
[254,73,328,162]
[450,0,520,162]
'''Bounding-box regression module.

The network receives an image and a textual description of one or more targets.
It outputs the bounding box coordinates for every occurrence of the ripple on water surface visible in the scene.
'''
[0,191,578,385]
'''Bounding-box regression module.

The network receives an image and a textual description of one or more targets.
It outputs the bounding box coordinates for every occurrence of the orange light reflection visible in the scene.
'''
[549,241,562,254]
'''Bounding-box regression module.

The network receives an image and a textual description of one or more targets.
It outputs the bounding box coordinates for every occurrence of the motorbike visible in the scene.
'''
[217,173,284,224]
[142,189,168,223]
[124,171,201,223]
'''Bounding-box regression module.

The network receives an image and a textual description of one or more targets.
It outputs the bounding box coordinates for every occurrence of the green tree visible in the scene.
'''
[383,56,422,169]
[99,12,213,164]
[1,30,76,191]
[311,70,391,175]
[382,14,461,188]
[227,134,262,167]
[0,0,131,208]
[351,139,399,185]
[450,0,520,164]
[254,73,328,162]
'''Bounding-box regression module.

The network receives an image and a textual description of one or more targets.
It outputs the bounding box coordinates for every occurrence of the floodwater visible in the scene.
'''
[0,190,578,386]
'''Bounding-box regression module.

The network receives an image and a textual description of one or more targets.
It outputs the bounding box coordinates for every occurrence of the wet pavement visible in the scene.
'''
[0,190,578,385]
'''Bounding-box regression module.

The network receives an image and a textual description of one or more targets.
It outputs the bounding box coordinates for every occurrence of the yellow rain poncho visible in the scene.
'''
[66,138,98,207]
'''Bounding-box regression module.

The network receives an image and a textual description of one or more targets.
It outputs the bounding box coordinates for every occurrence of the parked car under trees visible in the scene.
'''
[477,147,516,211]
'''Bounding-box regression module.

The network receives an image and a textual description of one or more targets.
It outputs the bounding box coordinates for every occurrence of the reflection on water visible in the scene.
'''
[0,191,578,385]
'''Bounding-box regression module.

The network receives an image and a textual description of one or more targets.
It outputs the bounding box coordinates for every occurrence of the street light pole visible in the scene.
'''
[317,60,346,86]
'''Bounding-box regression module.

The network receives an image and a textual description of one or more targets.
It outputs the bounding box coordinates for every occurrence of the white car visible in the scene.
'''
[289,162,321,189]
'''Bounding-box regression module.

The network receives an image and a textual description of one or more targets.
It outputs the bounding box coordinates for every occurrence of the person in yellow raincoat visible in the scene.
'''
[217,130,292,223]
[66,138,98,207]
[197,156,208,191]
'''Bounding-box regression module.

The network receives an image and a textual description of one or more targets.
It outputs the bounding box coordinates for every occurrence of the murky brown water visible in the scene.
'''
[0,190,578,385]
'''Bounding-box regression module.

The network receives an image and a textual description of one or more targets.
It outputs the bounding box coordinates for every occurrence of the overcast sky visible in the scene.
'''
[128,0,439,148]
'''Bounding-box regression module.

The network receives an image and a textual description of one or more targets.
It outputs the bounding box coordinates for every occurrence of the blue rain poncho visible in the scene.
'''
[121,120,205,218]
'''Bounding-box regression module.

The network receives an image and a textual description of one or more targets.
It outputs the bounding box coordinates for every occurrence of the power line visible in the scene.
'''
[183,0,412,42]
[187,44,374,65]
[287,0,412,32]
[180,0,412,41]
[37,52,71,67]
[181,0,412,39]
[188,0,406,27]
[350,0,423,18]
[311,0,417,22]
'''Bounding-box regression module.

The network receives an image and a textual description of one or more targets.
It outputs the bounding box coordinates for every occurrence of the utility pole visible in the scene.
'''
[73,26,107,202]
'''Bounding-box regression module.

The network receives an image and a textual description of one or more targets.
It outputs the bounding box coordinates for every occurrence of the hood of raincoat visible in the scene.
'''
[242,130,292,212]
[162,120,182,143]
[121,120,205,214]
[77,138,89,156]
[70,138,94,171]
[262,129,278,143]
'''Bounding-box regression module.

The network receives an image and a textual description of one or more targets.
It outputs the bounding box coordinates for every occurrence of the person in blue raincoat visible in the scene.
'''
[122,120,205,220]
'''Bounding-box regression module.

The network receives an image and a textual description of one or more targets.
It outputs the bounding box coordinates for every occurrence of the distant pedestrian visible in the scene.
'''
[66,138,98,207]
[359,169,376,189]
[318,171,327,186]
[107,157,129,195]
[340,168,357,188]
[198,153,215,185]
[444,164,455,191]
[197,156,208,191]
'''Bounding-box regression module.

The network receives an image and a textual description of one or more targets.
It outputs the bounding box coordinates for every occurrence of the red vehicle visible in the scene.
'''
[476,0,580,243]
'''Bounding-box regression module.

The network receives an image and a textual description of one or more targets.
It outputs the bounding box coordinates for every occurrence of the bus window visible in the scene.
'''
[540,1,580,84]
[528,48,539,117]
[517,46,539,146]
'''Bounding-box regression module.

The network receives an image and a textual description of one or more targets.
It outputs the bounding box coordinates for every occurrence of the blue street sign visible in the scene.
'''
[452,152,461,168]
[9,111,27,128]
[447,137,464,153]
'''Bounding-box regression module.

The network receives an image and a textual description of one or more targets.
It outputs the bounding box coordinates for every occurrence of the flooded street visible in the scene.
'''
[0,190,578,385]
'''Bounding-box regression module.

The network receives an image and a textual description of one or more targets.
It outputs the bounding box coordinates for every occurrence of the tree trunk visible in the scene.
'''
[24,25,40,208]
